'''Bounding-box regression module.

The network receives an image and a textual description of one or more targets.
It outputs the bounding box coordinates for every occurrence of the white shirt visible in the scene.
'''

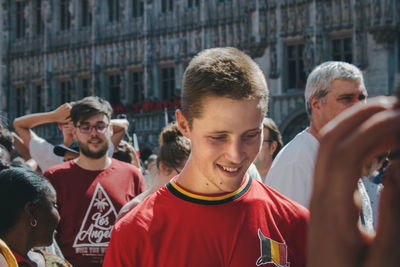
[30,136,63,172]
[266,129,318,208]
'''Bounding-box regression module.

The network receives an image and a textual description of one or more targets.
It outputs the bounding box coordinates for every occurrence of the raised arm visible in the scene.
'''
[11,132,31,160]
[13,103,72,149]
[110,118,129,151]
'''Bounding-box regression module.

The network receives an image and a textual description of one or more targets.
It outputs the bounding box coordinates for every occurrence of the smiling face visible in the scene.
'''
[177,96,264,194]
[74,113,111,159]
[253,127,276,175]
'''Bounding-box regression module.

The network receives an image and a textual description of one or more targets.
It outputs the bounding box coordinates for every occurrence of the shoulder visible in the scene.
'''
[44,161,75,178]
[111,159,142,175]
[29,137,55,157]
[29,136,52,148]
[114,192,158,234]
[268,130,318,176]
[280,130,317,156]
[115,186,170,231]
[252,181,309,220]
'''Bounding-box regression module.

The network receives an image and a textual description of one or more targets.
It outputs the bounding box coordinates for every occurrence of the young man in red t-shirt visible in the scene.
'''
[104,47,308,267]
[45,96,144,267]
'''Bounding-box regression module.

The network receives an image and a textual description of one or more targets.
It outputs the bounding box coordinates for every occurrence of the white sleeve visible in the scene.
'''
[266,159,313,208]
[108,141,115,156]
[29,136,63,172]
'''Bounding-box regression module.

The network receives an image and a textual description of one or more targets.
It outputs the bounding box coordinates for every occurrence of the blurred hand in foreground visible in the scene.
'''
[308,96,400,267]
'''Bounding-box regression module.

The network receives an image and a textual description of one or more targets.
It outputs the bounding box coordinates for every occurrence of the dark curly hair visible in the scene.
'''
[0,168,54,236]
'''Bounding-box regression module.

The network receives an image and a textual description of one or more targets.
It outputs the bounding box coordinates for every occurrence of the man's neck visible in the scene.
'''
[76,154,112,171]
[258,162,272,179]
[308,122,321,141]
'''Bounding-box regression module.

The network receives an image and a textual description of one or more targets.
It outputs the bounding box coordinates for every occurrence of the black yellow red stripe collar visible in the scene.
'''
[166,175,252,205]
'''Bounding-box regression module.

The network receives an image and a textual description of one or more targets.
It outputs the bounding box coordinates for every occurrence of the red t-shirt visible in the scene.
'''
[44,159,144,267]
[103,176,309,267]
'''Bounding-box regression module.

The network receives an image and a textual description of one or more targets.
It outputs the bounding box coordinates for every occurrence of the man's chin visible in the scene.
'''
[81,149,108,159]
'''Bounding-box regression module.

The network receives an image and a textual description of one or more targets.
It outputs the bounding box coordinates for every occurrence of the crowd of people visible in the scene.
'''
[0,46,399,267]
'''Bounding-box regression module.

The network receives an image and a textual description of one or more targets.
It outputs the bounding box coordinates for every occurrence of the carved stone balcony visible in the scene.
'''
[269,91,309,143]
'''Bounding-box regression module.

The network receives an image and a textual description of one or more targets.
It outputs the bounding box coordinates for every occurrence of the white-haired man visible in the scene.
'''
[266,61,368,208]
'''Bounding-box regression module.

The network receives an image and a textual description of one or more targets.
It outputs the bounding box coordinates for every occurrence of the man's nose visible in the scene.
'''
[226,140,245,164]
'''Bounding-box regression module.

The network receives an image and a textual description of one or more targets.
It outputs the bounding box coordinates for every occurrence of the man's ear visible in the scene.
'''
[269,141,278,156]
[108,124,114,136]
[175,110,190,138]
[310,96,322,113]
[72,126,78,140]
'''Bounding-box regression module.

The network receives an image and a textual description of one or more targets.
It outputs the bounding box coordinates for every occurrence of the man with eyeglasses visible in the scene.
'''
[44,96,144,267]
[13,102,129,172]
[253,117,283,183]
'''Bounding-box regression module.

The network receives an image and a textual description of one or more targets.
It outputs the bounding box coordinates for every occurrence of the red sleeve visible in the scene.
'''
[103,219,153,267]
[133,167,145,195]
[288,208,308,267]
[43,169,55,185]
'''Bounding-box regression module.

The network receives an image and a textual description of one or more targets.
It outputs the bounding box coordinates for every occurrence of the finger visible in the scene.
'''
[365,161,400,267]
[341,108,400,172]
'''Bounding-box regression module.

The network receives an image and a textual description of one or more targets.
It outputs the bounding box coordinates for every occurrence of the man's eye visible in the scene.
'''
[210,136,226,141]
[97,125,106,131]
[81,126,90,131]
[339,97,353,102]
[245,133,258,139]
[358,95,366,101]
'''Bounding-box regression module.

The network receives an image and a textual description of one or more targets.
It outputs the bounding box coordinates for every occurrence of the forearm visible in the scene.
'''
[13,112,57,148]
[13,111,59,130]
[11,132,31,160]
[110,119,129,147]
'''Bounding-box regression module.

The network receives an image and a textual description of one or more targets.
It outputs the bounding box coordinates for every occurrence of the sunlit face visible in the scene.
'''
[74,113,111,159]
[179,97,264,194]
[254,127,274,167]
[33,188,60,247]
[315,79,366,127]
[58,120,74,137]
[63,151,79,162]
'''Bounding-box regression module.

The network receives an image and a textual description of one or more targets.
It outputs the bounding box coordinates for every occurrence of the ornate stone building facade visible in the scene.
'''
[1,0,399,149]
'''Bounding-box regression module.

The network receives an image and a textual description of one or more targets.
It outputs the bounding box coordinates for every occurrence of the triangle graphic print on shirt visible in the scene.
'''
[73,183,117,248]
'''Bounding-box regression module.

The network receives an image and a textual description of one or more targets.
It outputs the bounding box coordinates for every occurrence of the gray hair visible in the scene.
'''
[304,61,367,114]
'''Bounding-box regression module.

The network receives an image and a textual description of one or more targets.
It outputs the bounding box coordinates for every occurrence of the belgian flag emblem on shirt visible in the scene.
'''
[256,229,289,266]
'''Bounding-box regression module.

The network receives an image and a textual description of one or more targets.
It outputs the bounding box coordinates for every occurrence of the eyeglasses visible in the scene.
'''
[77,123,109,134]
